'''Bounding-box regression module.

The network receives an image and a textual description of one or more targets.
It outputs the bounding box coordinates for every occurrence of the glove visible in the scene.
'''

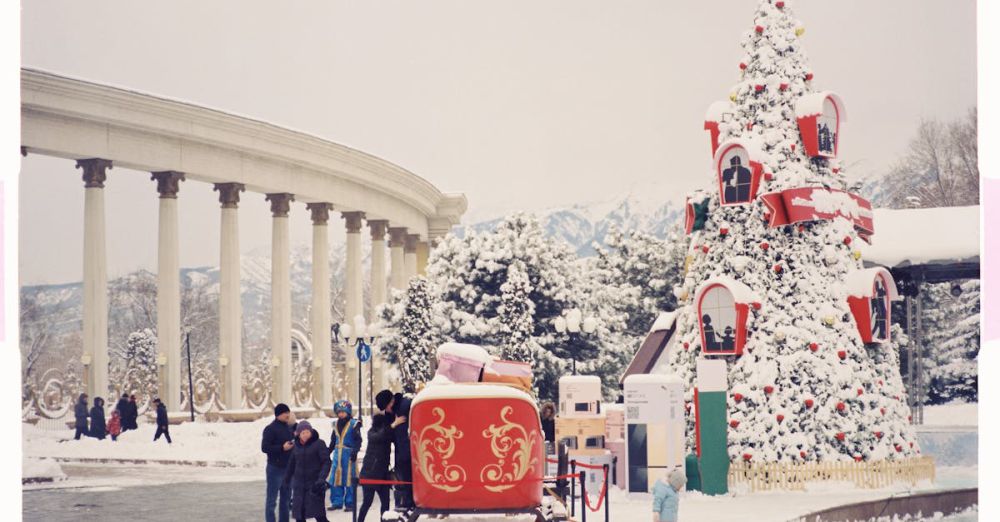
[311,480,329,496]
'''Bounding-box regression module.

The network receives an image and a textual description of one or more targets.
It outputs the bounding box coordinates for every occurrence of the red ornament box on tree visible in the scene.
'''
[713,139,766,206]
[408,384,545,510]
[794,91,846,158]
[695,277,760,356]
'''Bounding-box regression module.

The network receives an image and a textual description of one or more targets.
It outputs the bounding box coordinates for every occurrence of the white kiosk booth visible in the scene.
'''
[623,373,685,492]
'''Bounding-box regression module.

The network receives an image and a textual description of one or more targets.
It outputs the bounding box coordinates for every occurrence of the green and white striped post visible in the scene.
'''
[695,358,729,495]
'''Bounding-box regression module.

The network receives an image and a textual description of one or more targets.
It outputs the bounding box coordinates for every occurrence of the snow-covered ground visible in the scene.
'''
[22,403,978,521]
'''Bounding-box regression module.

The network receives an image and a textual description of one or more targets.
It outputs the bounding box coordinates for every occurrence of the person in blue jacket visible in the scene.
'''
[327,399,362,510]
[652,467,686,522]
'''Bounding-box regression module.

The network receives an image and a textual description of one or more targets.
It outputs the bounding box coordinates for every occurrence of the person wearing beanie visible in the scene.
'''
[152,398,171,444]
[327,400,362,511]
[262,403,295,522]
[284,421,331,522]
[652,467,686,522]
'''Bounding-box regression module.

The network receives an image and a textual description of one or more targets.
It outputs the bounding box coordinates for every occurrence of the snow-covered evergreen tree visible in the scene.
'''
[594,225,688,337]
[117,328,158,397]
[923,280,979,404]
[659,0,918,463]
[397,277,438,393]
[497,262,536,363]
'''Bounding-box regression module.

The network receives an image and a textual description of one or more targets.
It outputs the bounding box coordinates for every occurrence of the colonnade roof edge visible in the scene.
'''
[20,67,468,238]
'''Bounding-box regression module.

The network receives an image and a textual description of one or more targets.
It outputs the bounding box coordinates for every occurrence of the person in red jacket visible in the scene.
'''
[107,410,122,441]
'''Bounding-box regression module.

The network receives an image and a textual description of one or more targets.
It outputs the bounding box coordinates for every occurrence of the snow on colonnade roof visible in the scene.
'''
[859,206,980,267]
[412,383,537,410]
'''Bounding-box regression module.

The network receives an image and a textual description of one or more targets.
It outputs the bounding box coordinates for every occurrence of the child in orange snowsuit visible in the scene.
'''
[107,410,123,441]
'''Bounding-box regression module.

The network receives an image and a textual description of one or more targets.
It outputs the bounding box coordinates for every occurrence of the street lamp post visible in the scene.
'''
[554,308,597,374]
[338,315,380,417]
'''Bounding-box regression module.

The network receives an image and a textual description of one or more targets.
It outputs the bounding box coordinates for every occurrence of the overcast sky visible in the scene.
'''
[19,0,976,285]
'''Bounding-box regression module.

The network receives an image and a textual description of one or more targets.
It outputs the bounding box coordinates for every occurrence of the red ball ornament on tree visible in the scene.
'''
[733,393,743,403]
[764,385,774,395]
[743,453,753,462]
[730,420,740,428]
[776,1,785,8]
[895,445,902,453]
[760,241,770,251]
[909,441,914,448]
[752,302,762,310]
[746,122,754,130]
[809,342,819,352]
[755,25,764,34]
[805,72,814,81]
[739,62,747,70]
[720,227,729,236]
[773,264,783,273]
[836,402,846,412]
[799,450,807,459]
[776,414,784,423]
[754,84,765,92]
[875,431,883,439]
[764,172,774,182]
[804,399,814,409]
[798,224,806,233]
[857,388,864,396]
[702,245,710,254]
[853,455,863,462]
[779,82,789,91]
[837,350,847,360]
[791,143,797,152]
[843,236,853,246]
[835,432,846,441]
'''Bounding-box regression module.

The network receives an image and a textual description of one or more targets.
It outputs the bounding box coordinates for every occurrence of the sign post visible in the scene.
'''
[356,341,371,415]
[623,373,684,492]
[695,359,729,495]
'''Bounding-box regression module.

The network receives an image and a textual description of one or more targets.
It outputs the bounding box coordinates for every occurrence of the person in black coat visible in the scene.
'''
[122,395,139,432]
[540,401,556,443]
[89,397,107,440]
[262,403,295,522]
[152,398,171,443]
[389,392,413,508]
[283,421,332,522]
[357,413,394,522]
[73,393,89,440]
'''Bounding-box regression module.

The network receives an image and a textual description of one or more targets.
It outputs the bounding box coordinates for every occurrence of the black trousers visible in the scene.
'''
[154,424,172,443]
[296,518,327,522]
[358,485,390,522]
[73,426,87,440]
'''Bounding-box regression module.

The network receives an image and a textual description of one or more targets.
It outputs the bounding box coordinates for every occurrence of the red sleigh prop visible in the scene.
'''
[408,383,546,510]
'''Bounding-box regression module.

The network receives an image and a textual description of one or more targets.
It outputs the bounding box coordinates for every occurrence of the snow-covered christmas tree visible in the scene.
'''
[662,0,920,463]
[397,277,438,393]
[497,262,537,363]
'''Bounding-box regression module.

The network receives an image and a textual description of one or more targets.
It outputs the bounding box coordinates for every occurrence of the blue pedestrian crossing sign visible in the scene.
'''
[356,342,372,362]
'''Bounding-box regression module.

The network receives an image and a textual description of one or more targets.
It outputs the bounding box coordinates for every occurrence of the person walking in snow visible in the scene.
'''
[152,398,172,443]
[107,409,122,441]
[357,412,393,522]
[327,400,362,511]
[284,421,332,522]
[652,467,686,522]
[540,401,556,443]
[262,403,295,522]
[122,394,139,432]
[89,397,107,440]
[114,394,129,418]
[73,393,89,440]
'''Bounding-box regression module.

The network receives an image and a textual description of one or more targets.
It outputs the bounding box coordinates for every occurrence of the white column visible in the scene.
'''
[343,212,366,323]
[78,159,111,400]
[152,171,185,411]
[214,183,244,409]
[369,220,389,311]
[268,193,295,405]
[308,203,333,409]
[404,234,419,282]
[416,240,430,276]
[388,227,407,291]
